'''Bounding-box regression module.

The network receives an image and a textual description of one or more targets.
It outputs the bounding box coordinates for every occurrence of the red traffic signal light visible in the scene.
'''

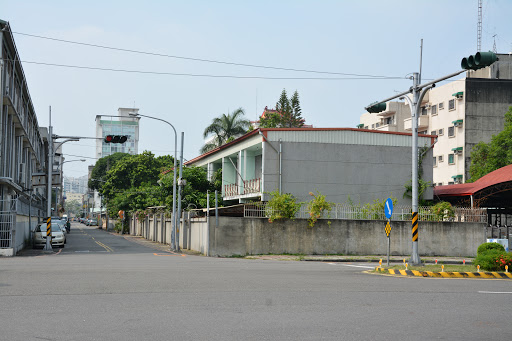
[104,135,128,144]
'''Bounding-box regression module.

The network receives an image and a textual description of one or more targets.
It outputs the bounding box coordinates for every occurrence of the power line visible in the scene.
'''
[13,31,401,79]
[3,58,406,80]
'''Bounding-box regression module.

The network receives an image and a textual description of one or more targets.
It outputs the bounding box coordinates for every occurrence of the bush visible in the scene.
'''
[474,250,512,271]
[307,191,334,227]
[431,201,455,221]
[266,190,301,223]
[477,242,505,256]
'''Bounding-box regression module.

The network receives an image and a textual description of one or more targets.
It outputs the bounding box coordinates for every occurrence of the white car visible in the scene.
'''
[33,223,65,248]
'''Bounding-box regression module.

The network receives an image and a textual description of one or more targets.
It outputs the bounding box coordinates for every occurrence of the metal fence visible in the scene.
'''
[244,202,487,223]
[0,198,17,248]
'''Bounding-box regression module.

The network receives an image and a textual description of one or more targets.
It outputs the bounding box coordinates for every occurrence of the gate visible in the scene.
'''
[0,198,17,249]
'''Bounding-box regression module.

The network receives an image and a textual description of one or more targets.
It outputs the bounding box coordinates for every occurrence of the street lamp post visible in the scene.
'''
[128,113,179,251]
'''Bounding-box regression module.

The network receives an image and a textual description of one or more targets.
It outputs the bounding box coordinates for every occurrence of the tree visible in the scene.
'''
[468,107,512,182]
[64,199,82,217]
[259,89,305,128]
[88,152,130,192]
[201,108,250,153]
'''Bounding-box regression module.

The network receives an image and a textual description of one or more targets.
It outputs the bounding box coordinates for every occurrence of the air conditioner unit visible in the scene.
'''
[18,163,26,185]
[454,149,463,155]
[425,104,431,109]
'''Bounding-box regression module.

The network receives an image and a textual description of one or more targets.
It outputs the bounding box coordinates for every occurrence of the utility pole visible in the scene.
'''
[44,107,53,251]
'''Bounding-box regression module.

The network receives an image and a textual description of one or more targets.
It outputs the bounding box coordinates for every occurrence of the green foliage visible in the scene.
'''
[307,191,334,227]
[259,89,305,128]
[474,249,512,271]
[201,108,250,153]
[114,221,129,234]
[88,152,130,191]
[266,190,301,222]
[431,201,455,221]
[468,107,512,182]
[477,242,505,255]
[159,166,221,210]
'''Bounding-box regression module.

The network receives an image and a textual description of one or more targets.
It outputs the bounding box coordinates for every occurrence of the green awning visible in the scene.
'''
[452,119,463,125]
[452,91,464,97]
[451,174,463,179]
[451,147,463,151]
[357,124,364,128]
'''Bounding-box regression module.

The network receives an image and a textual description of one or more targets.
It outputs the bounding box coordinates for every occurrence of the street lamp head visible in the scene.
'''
[128,112,140,117]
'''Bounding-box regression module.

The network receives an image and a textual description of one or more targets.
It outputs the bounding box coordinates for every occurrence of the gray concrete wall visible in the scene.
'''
[464,78,512,180]
[263,141,433,206]
[206,217,485,258]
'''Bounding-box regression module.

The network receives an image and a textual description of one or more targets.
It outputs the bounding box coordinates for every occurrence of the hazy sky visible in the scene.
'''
[4,0,512,178]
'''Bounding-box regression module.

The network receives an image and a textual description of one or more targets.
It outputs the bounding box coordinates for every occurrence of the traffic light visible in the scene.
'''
[366,102,387,113]
[461,52,497,70]
[104,135,128,143]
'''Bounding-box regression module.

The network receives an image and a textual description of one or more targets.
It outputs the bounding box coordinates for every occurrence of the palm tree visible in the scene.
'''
[201,108,250,153]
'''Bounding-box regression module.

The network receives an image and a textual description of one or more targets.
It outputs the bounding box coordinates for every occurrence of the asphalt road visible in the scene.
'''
[1,222,511,341]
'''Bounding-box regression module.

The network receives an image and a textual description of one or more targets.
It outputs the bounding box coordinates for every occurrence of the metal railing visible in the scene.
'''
[223,178,261,197]
[244,202,487,223]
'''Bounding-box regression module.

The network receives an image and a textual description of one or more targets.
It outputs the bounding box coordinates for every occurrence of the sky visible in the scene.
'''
[4,0,512,179]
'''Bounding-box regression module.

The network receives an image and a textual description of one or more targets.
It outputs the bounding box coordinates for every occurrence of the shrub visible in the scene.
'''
[307,191,334,227]
[431,201,455,221]
[477,242,505,256]
[266,190,301,223]
[474,250,512,271]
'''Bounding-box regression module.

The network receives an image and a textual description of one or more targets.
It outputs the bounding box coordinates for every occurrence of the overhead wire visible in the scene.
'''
[3,58,406,80]
[12,31,403,79]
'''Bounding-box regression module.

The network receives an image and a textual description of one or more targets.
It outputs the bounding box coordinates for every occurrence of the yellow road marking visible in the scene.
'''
[95,241,114,252]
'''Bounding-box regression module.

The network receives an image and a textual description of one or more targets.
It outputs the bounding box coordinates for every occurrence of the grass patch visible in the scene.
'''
[385,264,478,272]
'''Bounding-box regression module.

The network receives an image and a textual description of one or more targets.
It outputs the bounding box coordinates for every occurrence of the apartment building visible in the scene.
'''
[0,20,48,256]
[359,53,512,186]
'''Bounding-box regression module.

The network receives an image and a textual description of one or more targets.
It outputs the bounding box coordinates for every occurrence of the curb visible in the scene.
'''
[303,258,471,264]
[374,267,512,279]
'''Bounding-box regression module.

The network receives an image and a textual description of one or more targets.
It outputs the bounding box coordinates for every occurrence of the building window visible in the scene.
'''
[438,128,444,136]
[448,99,455,111]
[431,130,437,136]
[364,126,368,129]
[448,126,455,137]
[431,104,438,115]
[439,102,444,110]
[439,155,444,163]
[448,154,455,164]
[448,181,454,185]
[376,123,380,128]
[371,124,375,129]
[433,156,437,167]
[419,130,427,135]
[438,182,443,186]
[384,116,394,125]
[421,107,428,116]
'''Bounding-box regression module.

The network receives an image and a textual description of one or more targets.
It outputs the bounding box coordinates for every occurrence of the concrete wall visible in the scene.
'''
[464,78,512,180]
[201,217,485,258]
[264,141,433,206]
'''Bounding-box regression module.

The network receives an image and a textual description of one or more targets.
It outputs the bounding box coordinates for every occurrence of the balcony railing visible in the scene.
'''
[224,178,261,197]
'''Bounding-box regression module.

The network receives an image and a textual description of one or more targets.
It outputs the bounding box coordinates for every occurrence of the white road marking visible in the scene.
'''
[326,263,375,269]
[478,291,512,294]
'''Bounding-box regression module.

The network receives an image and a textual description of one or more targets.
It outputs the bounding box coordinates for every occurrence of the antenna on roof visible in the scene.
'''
[492,34,497,53]
[477,0,482,52]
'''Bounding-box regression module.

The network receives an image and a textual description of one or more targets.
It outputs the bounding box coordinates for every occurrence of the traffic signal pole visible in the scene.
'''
[366,67,468,265]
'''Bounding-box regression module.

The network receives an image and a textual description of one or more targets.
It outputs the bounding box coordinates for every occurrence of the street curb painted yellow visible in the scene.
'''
[375,267,512,279]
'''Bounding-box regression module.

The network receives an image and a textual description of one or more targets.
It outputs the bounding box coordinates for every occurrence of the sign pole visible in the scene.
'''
[387,219,390,267]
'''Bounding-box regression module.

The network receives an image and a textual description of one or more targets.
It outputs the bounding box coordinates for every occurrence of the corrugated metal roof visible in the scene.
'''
[267,129,432,147]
